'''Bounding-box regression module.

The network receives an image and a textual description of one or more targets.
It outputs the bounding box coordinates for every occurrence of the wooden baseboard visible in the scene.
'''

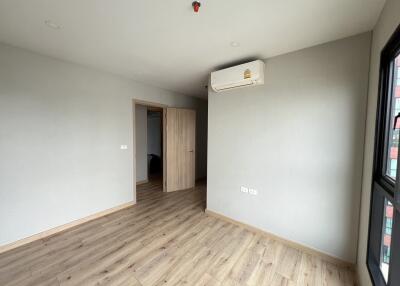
[136,179,149,185]
[205,209,354,269]
[0,201,135,255]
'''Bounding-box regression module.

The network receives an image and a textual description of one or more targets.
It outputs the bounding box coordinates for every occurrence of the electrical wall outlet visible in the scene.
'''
[241,186,258,196]
[120,145,128,150]
[249,188,258,195]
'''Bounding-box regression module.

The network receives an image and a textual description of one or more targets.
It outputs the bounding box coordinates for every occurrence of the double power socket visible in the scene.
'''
[240,186,258,196]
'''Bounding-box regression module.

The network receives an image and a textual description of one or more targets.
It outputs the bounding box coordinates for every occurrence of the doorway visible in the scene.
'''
[147,107,163,181]
[134,100,197,202]
[135,102,164,201]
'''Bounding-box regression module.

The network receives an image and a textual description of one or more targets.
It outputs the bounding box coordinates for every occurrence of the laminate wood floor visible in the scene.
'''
[0,180,356,286]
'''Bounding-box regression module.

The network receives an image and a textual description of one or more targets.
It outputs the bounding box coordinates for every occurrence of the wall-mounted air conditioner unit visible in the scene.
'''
[210,60,265,92]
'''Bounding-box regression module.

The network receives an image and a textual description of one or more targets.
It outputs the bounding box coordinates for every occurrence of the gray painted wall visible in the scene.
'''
[196,101,208,180]
[357,0,400,285]
[0,43,207,245]
[147,113,162,157]
[207,33,371,262]
[135,105,148,182]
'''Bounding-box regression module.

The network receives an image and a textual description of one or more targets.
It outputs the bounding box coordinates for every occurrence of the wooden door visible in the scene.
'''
[165,108,196,192]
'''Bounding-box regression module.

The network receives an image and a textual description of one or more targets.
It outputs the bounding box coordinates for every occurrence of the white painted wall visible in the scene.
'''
[207,33,371,262]
[135,105,148,182]
[147,113,162,157]
[0,43,207,245]
[357,1,400,285]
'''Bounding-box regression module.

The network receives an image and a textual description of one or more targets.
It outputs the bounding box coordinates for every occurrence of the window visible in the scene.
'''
[385,58,400,180]
[380,200,393,282]
[368,24,400,286]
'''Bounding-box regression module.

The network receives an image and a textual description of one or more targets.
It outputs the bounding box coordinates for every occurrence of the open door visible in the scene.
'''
[165,108,196,192]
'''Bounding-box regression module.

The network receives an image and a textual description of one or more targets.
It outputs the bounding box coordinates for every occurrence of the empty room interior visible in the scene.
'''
[1,1,400,285]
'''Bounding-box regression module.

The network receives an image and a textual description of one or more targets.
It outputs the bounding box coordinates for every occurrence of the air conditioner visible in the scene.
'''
[210,60,265,92]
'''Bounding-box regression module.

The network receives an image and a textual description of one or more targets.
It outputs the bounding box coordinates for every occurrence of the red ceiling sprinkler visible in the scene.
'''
[192,1,201,13]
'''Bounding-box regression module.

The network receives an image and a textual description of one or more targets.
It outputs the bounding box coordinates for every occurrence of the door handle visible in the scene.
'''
[188,150,194,153]
[394,112,400,130]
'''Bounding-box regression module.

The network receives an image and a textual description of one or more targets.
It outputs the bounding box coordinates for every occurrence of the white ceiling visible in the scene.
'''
[0,0,385,98]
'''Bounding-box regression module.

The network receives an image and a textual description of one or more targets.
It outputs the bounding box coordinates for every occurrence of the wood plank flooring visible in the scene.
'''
[0,180,356,285]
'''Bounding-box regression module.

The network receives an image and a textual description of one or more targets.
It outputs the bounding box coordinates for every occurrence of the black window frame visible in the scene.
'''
[368,24,400,286]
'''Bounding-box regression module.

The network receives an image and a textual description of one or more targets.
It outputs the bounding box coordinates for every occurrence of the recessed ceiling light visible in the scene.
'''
[45,20,61,30]
[230,41,240,48]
